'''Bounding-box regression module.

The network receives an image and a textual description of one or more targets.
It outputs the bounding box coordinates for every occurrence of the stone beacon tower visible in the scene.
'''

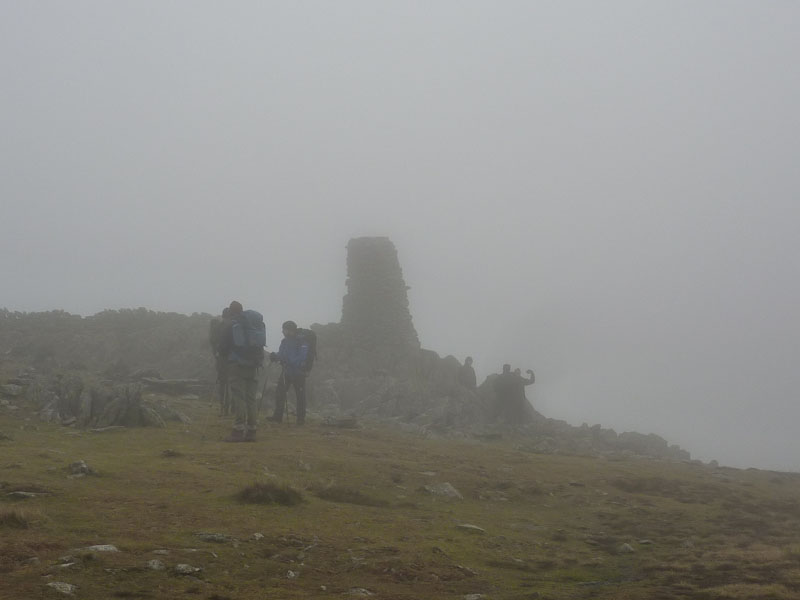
[341,237,420,349]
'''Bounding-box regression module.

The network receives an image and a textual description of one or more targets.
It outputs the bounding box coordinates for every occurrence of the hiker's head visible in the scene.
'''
[222,307,230,318]
[229,301,243,316]
[514,368,521,376]
[465,356,473,366]
[502,364,511,374]
[282,320,298,338]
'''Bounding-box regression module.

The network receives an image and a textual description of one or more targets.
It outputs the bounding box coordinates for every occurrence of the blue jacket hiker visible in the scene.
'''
[275,332,309,376]
[269,320,310,425]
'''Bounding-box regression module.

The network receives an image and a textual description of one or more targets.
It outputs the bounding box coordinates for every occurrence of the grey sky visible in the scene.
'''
[2,2,799,470]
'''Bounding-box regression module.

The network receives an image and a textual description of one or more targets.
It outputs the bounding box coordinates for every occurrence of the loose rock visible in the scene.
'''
[456,523,486,535]
[174,563,202,575]
[194,532,233,543]
[423,482,463,499]
[7,491,41,499]
[323,416,359,428]
[1,384,24,397]
[90,426,127,434]
[83,545,119,552]
[69,460,94,476]
[147,559,166,570]
[46,582,77,595]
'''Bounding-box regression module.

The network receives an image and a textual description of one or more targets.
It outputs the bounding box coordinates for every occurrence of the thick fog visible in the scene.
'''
[2,2,799,470]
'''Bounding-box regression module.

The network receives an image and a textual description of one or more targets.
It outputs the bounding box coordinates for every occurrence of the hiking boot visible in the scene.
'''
[223,429,245,442]
[243,429,257,442]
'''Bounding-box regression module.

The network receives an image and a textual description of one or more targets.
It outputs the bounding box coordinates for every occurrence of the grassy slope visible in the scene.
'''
[2,400,800,600]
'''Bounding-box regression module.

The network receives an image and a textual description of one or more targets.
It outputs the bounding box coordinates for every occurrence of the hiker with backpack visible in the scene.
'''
[219,301,266,442]
[268,320,316,426]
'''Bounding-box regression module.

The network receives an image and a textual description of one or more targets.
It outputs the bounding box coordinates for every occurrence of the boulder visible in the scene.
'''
[46,582,77,595]
[174,563,202,575]
[423,482,463,499]
[0,384,24,397]
[69,460,94,476]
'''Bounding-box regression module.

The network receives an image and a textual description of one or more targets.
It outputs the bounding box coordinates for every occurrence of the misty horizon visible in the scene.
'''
[2,2,799,471]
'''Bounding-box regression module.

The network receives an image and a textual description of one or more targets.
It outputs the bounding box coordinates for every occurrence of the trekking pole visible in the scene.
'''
[213,373,221,415]
[275,368,295,424]
[285,371,296,423]
[261,355,280,417]
[257,365,269,416]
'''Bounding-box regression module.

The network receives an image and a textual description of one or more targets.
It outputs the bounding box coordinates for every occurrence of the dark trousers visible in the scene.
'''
[215,356,230,416]
[273,372,306,424]
[229,363,258,432]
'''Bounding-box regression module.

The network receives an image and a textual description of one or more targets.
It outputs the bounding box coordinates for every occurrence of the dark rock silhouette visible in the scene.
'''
[0,308,212,379]
[341,237,420,350]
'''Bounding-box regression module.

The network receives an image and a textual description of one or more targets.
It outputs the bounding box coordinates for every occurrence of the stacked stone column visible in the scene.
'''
[341,237,420,350]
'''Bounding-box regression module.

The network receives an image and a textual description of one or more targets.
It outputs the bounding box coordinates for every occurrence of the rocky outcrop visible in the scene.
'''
[0,308,213,379]
[0,237,693,463]
[301,236,691,463]
[515,420,690,461]
[29,376,170,429]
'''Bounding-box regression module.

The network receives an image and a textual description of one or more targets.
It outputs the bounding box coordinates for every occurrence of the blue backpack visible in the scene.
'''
[230,310,266,366]
[297,328,318,370]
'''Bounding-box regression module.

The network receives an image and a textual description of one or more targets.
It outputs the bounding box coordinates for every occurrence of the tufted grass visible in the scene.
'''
[235,481,304,505]
[1,396,800,599]
[0,507,38,529]
[311,483,390,507]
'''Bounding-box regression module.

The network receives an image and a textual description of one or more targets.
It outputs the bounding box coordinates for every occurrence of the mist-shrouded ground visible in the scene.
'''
[2,2,799,471]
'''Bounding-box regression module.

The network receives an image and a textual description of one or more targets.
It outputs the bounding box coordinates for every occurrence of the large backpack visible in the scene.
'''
[231,310,266,366]
[297,328,317,371]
